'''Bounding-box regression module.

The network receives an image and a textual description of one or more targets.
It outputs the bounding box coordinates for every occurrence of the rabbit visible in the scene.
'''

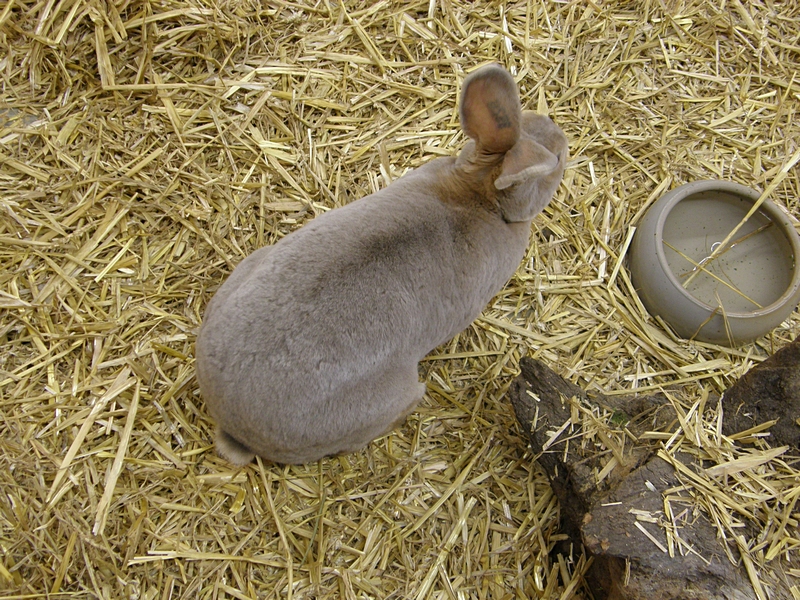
[195,64,568,465]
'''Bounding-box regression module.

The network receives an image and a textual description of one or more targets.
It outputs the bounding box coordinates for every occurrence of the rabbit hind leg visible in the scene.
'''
[384,379,427,434]
[329,375,426,457]
[216,427,256,465]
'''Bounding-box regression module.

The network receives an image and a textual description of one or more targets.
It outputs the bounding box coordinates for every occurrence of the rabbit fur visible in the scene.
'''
[195,64,568,465]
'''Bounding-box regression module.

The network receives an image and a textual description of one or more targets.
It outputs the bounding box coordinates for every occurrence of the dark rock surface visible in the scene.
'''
[509,345,800,600]
[721,337,800,449]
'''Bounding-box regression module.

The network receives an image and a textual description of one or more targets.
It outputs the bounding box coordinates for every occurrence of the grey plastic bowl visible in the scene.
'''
[629,180,800,346]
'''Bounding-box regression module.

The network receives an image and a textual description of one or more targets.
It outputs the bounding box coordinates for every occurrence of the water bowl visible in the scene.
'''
[629,180,800,346]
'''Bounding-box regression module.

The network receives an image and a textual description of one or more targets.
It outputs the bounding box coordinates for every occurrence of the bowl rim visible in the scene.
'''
[652,179,800,319]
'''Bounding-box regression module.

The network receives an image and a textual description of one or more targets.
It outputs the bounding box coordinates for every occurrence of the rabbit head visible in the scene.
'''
[455,65,568,222]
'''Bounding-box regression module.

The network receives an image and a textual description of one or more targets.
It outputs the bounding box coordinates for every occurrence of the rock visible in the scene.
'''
[509,356,775,600]
[721,336,800,449]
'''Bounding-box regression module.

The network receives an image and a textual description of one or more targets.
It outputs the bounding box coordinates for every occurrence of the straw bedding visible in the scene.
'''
[1,0,798,598]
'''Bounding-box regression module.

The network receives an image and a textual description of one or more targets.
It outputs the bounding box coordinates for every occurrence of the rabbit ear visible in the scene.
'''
[494,138,560,190]
[460,65,521,154]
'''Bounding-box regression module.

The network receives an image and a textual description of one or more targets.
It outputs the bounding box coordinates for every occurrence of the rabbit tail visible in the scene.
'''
[215,428,256,466]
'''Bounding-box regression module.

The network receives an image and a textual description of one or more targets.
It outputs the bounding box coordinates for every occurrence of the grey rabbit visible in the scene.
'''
[195,64,568,465]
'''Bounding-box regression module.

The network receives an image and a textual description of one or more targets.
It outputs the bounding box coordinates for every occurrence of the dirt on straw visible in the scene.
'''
[0,0,798,598]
